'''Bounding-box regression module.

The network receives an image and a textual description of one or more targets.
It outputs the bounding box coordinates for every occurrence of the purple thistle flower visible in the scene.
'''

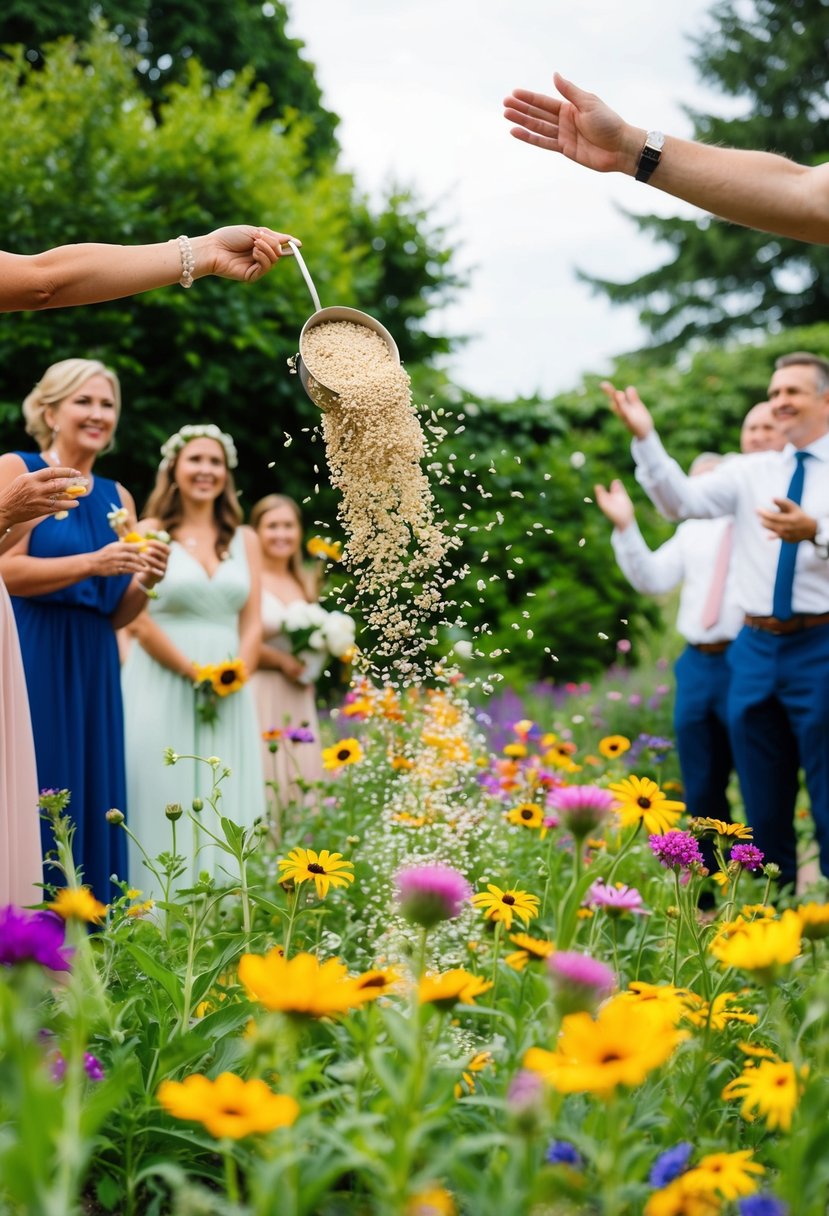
[286,726,315,743]
[649,1142,693,1188]
[545,1140,584,1169]
[738,1198,788,1216]
[586,879,646,915]
[50,1051,67,1082]
[0,906,73,972]
[649,831,704,872]
[394,864,472,928]
[730,843,765,872]
[547,950,615,1015]
[84,1052,105,1082]
[550,785,615,841]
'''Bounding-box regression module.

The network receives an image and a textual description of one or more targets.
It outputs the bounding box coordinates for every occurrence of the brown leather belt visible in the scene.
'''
[745,612,829,636]
[691,641,732,654]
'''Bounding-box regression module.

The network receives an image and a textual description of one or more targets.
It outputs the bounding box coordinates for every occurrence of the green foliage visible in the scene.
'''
[582,0,829,357]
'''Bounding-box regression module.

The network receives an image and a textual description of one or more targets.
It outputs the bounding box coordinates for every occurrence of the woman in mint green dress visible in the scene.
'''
[122,426,265,894]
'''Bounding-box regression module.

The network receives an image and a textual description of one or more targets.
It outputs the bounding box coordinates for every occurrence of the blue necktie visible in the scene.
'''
[771,451,811,620]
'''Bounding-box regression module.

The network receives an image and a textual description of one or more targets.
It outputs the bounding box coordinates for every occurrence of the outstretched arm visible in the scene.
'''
[0,225,300,313]
[504,73,829,245]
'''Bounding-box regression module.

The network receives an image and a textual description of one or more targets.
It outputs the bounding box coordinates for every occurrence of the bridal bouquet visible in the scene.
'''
[277,602,356,685]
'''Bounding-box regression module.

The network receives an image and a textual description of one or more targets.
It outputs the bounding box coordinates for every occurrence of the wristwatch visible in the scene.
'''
[812,518,829,558]
[635,131,665,183]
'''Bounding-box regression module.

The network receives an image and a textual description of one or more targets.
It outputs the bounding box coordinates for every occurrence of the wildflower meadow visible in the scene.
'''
[2,662,828,1216]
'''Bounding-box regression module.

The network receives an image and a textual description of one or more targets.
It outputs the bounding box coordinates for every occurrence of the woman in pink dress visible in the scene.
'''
[0,223,299,906]
[250,495,324,819]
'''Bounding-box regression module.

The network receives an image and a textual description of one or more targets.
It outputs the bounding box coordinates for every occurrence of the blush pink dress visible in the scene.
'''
[0,576,42,905]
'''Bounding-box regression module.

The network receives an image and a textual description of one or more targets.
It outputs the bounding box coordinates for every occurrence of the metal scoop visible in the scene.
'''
[287,240,401,411]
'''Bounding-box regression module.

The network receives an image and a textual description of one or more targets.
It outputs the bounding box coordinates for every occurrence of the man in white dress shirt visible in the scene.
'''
[602,352,829,890]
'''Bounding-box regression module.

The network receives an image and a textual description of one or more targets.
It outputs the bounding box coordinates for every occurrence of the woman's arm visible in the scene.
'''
[109,491,171,630]
[127,613,196,679]
[239,527,263,674]
[0,225,299,313]
[0,454,84,554]
[259,640,307,682]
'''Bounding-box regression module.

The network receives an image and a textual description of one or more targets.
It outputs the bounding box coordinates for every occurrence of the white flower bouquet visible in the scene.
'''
[277,602,356,684]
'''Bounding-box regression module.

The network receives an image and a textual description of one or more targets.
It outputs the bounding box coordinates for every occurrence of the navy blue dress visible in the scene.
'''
[11,452,131,898]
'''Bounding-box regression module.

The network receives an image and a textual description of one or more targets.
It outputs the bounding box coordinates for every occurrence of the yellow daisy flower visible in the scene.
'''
[454,1050,494,1098]
[239,950,378,1017]
[682,992,758,1031]
[796,901,829,940]
[709,909,802,975]
[211,659,247,697]
[418,969,493,1009]
[322,738,364,770]
[471,883,540,931]
[503,742,528,758]
[598,734,631,759]
[524,996,687,1096]
[277,848,354,899]
[49,886,107,924]
[504,931,556,971]
[615,982,690,1025]
[505,802,544,829]
[406,1186,456,1216]
[722,1057,806,1131]
[684,1150,764,1201]
[644,1174,722,1216]
[689,817,753,840]
[157,1072,298,1139]
[608,775,685,835]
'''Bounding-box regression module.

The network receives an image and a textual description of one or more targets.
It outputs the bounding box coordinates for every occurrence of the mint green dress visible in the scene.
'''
[122,529,265,894]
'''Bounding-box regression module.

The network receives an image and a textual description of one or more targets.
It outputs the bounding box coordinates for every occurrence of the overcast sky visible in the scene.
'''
[285,0,728,400]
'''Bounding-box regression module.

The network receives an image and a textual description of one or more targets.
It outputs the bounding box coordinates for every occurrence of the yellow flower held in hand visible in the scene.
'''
[471,883,539,932]
[49,886,107,924]
[157,1072,298,1139]
[322,738,364,770]
[278,847,355,899]
[608,774,685,835]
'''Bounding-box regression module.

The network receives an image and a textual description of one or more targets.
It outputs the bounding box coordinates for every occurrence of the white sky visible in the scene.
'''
[286,0,726,400]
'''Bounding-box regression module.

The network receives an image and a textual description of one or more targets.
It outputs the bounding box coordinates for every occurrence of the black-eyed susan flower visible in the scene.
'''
[322,738,364,770]
[157,1072,298,1139]
[505,802,544,830]
[454,1050,493,1098]
[471,883,539,932]
[796,901,829,940]
[49,887,107,924]
[598,734,631,759]
[709,909,801,975]
[277,848,354,899]
[608,775,685,835]
[721,1058,806,1131]
[505,931,556,971]
[418,969,493,1009]
[644,1173,721,1216]
[689,817,753,841]
[239,950,378,1017]
[352,967,402,999]
[683,1150,764,1201]
[523,995,687,1095]
[682,992,757,1031]
[211,659,247,697]
[503,742,528,759]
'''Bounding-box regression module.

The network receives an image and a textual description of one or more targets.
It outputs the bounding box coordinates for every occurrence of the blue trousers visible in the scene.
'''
[673,647,734,879]
[726,623,829,890]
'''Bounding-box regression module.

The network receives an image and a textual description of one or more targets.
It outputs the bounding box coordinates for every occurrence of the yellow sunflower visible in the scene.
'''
[608,775,685,834]
[211,659,247,697]
[598,734,631,759]
[471,883,539,931]
[722,1058,806,1131]
[503,742,528,758]
[157,1072,298,1139]
[239,950,378,1017]
[505,931,556,971]
[419,969,493,1009]
[322,738,364,770]
[277,847,354,899]
[524,995,687,1095]
[709,909,802,975]
[683,1150,764,1201]
[614,982,690,1025]
[796,901,829,940]
[49,886,107,924]
[505,802,544,830]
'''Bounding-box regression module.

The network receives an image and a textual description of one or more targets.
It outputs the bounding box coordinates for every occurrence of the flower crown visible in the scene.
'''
[160,424,238,470]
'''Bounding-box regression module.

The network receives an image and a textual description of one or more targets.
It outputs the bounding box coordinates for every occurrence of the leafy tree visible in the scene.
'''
[583,0,829,357]
[0,0,339,160]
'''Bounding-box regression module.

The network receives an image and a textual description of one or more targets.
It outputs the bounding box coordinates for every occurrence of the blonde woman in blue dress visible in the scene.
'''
[122,425,265,893]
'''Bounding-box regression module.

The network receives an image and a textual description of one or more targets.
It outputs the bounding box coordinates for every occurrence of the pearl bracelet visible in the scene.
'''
[172,234,195,289]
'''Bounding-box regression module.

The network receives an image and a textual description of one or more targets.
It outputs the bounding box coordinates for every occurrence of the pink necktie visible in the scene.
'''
[701,521,733,631]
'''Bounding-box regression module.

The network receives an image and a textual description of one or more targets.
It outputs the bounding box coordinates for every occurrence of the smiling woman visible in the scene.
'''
[0,359,171,900]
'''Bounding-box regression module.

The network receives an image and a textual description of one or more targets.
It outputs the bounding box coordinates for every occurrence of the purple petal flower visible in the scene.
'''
[394,864,472,928]
[0,906,73,972]
[545,1140,584,1169]
[649,831,704,872]
[84,1052,105,1082]
[649,1142,693,1188]
[738,1198,788,1216]
[586,879,646,915]
[730,843,765,872]
[547,951,615,1015]
[549,785,615,840]
[286,726,315,744]
[506,1068,545,1113]
[50,1051,67,1082]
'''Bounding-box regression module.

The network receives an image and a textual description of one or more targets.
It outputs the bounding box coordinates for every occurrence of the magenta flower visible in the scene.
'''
[649,830,704,872]
[547,950,615,1015]
[730,843,765,872]
[0,906,72,972]
[586,879,646,916]
[84,1052,105,1081]
[395,864,472,928]
[286,726,315,743]
[550,785,615,841]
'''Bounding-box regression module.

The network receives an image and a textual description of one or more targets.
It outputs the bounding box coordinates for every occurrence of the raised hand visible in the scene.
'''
[205,226,300,283]
[600,381,654,439]
[595,479,635,530]
[504,74,637,174]
[0,466,84,526]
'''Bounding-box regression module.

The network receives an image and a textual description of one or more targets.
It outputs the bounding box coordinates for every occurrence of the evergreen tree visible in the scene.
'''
[584,0,829,357]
